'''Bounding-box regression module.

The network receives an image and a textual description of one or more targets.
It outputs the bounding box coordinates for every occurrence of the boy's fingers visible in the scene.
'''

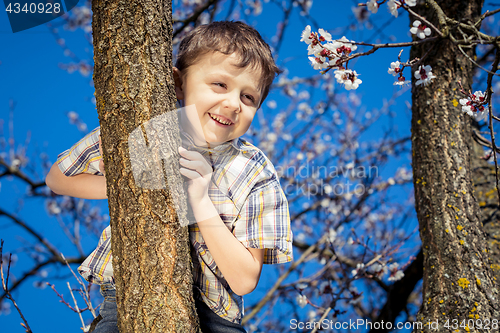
[179,158,212,176]
[179,166,204,179]
[178,147,212,175]
[178,147,205,160]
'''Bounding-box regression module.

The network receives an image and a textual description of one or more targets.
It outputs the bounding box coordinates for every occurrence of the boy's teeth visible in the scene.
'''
[210,114,231,125]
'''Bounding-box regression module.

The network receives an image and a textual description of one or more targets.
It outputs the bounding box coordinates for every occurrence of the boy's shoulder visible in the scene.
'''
[229,137,281,187]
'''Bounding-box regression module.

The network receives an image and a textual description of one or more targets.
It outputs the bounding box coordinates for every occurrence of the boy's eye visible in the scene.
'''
[243,94,255,103]
[213,82,227,88]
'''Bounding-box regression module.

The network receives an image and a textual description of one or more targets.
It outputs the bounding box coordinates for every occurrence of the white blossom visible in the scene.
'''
[389,270,405,281]
[410,20,431,39]
[348,288,363,304]
[371,263,388,275]
[0,302,11,315]
[394,76,411,86]
[387,0,399,17]
[267,133,277,142]
[296,283,308,290]
[335,69,362,90]
[388,262,405,281]
[300,25,314,44]
[308,56,329,70]
[351,263,365,277]
[367,0,378,14]
[47,201,61,215]
[307,43,323,56]
[414,65,436,86]
[352,6,370,22]
[324,184,332,194]
[68,111,79,123]
[296,294,308,308]
[388,263,399,271]
[387,61,401,76]
[405,0,416,6]
[266,100,277,109]
[308,310,317,320]
[318,28,332,42]
[327,227,337,243]
[332,36,358,53]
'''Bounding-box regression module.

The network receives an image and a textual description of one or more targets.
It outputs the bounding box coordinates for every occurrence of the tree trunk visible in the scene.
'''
[410,1,499,331]
[92,0,200,332]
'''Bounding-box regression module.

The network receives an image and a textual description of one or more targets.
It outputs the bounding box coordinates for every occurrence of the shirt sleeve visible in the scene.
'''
[233,176,293,265]
[57,127,103,176]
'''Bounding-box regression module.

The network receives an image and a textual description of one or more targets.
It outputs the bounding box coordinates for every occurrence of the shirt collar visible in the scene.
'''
[179,128,241,155]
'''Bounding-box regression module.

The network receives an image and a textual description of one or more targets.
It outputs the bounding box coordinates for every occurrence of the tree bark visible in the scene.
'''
[410,0,499,331]
[92,0,200,332]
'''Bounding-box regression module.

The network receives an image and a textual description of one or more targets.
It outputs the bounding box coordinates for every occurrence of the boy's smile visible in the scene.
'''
[174,52,262,146]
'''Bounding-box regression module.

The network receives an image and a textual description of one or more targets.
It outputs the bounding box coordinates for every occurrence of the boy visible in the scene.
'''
[46,21,293,333]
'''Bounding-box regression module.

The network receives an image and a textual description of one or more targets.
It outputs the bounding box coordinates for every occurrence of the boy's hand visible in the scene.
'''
[178,147,212,204]
[98,135,105,176]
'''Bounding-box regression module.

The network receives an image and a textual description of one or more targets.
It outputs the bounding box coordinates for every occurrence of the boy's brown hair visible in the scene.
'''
[175,21,281,105]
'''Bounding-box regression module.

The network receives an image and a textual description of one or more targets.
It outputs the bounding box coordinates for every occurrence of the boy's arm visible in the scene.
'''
[194,199,264,296]
[46,163,107,199]
[46,127,107,200]
[179,147,264,296]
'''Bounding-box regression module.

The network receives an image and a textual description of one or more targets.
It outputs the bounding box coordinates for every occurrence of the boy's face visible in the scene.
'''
[174,52,262,146]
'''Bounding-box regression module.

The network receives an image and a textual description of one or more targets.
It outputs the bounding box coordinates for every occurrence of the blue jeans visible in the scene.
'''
[92,284,119,333]
[90,285,246,333]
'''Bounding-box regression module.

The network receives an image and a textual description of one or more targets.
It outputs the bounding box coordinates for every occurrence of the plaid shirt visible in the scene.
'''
[57,126,293,324]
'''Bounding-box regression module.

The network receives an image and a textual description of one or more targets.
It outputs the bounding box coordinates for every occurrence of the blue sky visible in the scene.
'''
[0,1,424,331]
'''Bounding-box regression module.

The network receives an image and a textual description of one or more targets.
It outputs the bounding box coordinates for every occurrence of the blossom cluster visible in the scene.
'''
[366,0,416,17]
[387,59,436,87]
[300,26,362,90]
[460,91,488,121]
[352,262,405,282]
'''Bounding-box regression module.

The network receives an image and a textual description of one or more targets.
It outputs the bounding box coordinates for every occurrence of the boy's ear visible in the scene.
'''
[173,67,184,100]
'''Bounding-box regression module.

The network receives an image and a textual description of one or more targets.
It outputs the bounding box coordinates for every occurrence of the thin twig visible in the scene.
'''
[60,253,97,318]
[67,281,86,329]
[0,207,62,260]
[311,307,332,333]
[406,6,443,37]
[0,240,33,333]
[458,45,500,76]
[485,48,500,206]
[242,235,327,324]
[172,0,218,39]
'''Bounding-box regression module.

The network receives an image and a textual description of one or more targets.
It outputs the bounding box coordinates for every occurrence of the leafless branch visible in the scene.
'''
[1,240,33,333]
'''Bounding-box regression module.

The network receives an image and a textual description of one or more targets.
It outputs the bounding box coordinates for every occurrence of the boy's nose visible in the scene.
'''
[221,92,241,113]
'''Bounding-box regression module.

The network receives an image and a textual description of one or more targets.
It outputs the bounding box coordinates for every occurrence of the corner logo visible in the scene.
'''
[3,0,79,33]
